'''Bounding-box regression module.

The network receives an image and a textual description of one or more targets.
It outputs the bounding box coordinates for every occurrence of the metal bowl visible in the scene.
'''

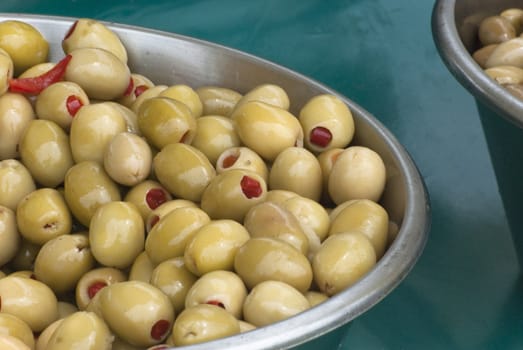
[4,13,430,350]
[432,0,523,266]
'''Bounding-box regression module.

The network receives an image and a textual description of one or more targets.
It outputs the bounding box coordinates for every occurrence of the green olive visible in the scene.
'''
[269,146,322,201]
[104,101,141,135]
[0,334,32,350]
[485,37,523,68]
[46,311,113,350]
[232,84,290,112]
[35,319,63,350]
[0,20,48,75]
[191,116,241,165]
[153,143,215,202]
[299,94,354,153]
[159,84,203,118]
[264,189,299,204]
[238,320,256,333]
[243,280,310,327]
[281,195,330,242]
[304,291,329,307]
[195,85,242,116]
[0,48,13,95]
[184,219,250,276]
[137,96,197,149]
[234,237,313,293]
[215,146,269,182]
[185,270,247,319]
[478,15,516,46]
[328,146,386,204]
[130,85,167,114]
[117,73,155,108]
[18,62,54,78]
[63,161,121,227]
[200,169,268,222]
[231,101,303,161]
[485,65,523,85]
[170,304,240,346]
[0,313,35,350]
[89,201,144,269]
[69,102,128,163]
[243,201,309,255]
[149,257,198,314]
[0,159,36,211]
[145,206,210,265]
[472,44,498,69]
[145,199,197,233]
[0,206,20,267]
[34,234,95,294]
[128,251,155,283]
[0,276,59,332]
[501,8,523,34]
[313,231,376,296]
[8,270,34,279]
[8,238,39,272]
[111,336,144,350]
[16,188,72,245]
[62,18,128,63]
[75,267,127,310]
[100,281,174,347]
[0,93,35,160]
[57,301,79,319]
[104,132,152,186]
[124,180,173,222]
[317,147,344,191]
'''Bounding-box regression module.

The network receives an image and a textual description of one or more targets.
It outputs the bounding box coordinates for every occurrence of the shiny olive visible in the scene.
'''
[232,83,290,112]
[238,320,256,333]
[137,96,197,149]
[128,251,155,283]
[69,102,127,163]
[264,189,299,204]
[124,180,172,221]
[8,238,39,272]
[153,143,215,202]
[145,199,197,233]
[269,146,322,201]
[34,234,95,294]
[216,146,269,182]
[0,334,31,350]
[104,101,141,135]
[57,301,79,319]
[191,116,241,165]
[8,270,34,279]
[149,257,198,313]
[0,159,36,211]
[387,220,400,246]
[185,270,247,319]
[485,37,523,68]
[159,84,203,118]
[35,319,63,350]
[89,201,145,269]
[195,86,242,116]
[304,291,329,307]
[130,85,168,114]
[65,47,131,100]
[0,206,20,267]
[170,304,240,346]
[62,18,128,63]
[200,169,268,222]
[35,81,90,130]
[0,93,35,160]
[63,161,121,227]
[317,147,344,191]
[18,62,54,78]
[0,313,35,350]
[478,15,516,46]
[231,101,303,161]
[328,146,386,204]
[0,20,48,75]
[145,206,210,265]
[243,201,309,255]
[184,219,250,276]
[504,83,523,99]
[46,311,113,350]
[19,119,73,187]
[281,195,330,242]
[112,337,144,350]
[16,188,72,245]
[501,8,523,34]
[299,94,354,153]
[0,48,13,96]
[100,281,174,347]
[243,280,310,327]
[117,73,155,108]
[0,276,59,332]
[76,267,127,310]
[485,65,523,85]
[472,44,498,68]
[104,132,152,186]
[313,231,376,296]
[234,237,313,293]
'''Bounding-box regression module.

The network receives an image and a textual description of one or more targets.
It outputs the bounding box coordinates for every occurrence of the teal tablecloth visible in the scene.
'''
[2,1,521,349]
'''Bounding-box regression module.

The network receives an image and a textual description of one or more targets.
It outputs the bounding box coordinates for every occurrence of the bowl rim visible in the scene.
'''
[431,0,523,129]
[1,12,431,349]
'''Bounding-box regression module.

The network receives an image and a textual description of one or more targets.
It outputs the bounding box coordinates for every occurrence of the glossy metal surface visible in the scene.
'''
[0,12,429,350]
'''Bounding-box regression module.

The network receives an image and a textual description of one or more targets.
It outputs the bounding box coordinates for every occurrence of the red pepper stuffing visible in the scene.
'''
[150,319,170,341]
[135,84,149,97]
[9,54,72,95]
[146,188,168,210]
[124,76,134,96]
[221,153,239,168]
[66,95,83,116]
[64,20,78,41]
[87,281,107,299]
[240,175,262,199]
[148,215,160,230]
[206,300,226,309]
[309,126,332,147]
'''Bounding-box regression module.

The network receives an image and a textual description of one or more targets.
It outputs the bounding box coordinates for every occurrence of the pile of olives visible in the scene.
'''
[471,7,523,99]
[0,18,398,349]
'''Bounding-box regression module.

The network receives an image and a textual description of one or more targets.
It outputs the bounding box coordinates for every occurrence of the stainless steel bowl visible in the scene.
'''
[432,0,523,266]
[3,13,430,350]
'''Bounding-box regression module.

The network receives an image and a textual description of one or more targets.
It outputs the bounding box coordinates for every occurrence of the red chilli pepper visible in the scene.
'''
[9,54,73,95]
